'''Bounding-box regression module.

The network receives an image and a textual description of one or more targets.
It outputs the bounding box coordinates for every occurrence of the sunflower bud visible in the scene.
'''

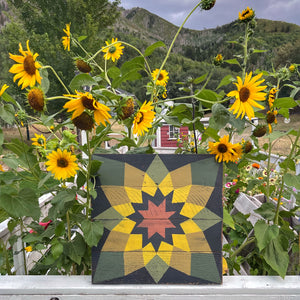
[266,111,276,124]
[72,112,94,130]
[120,98,135,120]
[200,0,216,10]
[76,59,92,73]
[289,64,296,73]
[27,88,45,111]
[243,141,253,153]
[253,125,267,137]
[213,54,223,66]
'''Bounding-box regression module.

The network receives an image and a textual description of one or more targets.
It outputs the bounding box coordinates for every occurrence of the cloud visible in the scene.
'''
[119,0,300,29]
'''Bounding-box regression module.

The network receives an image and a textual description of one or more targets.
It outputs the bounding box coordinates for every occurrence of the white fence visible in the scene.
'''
[0,275,299,299]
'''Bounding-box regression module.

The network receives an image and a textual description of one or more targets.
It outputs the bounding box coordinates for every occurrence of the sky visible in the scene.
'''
[118,0,300,30]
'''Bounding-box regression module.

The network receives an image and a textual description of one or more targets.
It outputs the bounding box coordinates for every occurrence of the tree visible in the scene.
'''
[1,0,120,114]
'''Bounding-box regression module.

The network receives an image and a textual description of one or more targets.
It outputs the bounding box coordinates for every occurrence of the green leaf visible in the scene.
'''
[0,128,3,147]
[210,103,231,129]
[273,97,297,109]
[144,41,166,56]
[40,68,50,94]
[78,35,87,42]
[224,59,240,66]
[55,221,66,236]
[5,138,30,156]
[90,160,102,175]
[254,220,279,251]
[252,49,268,53]
[193,73,207,85]
[1,92,17,105]
[216,75,235,90]
[116,137,137,149]
[202,127,220,142]
[51,241,64,259]
[278,108,290,119]
[262,236,289,278]
[76,170,86,188]
[223,208,235,229]
[268,131,288,142]
[69,74,98,92]
[279,158,295,171]
[81,219,103,247]
[0,103,15,124]
[0,188,40,219]
[254,203,275,221]
[64,233,86,265]
[107,66,121,79]
[283,173,300,189]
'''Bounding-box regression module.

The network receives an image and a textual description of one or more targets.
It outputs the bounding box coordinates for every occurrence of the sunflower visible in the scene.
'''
[207,135,236,163]
[238,7,255,22]
[214,54,223,66]
[266,110,278,133]
[102,38,124,62]
[227,72,267,120]
[151,69,169,86]
[27,87,45,111]
[63,91,111,126]
[268,87,278,109]
[9,40,42,89]
[0,84,9,97]
[31,133,46,148]
[133,101,156,136]
[62,23,71,51]
[45,148,79,180]
[231,143,243,162]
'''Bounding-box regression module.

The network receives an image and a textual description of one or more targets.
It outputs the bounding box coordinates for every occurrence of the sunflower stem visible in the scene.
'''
[273,127,300,224]
[19,218,28,275]
[157,2,202,82]
[72,39,104,73]
[242,23,249,80]
[85,130,92,219]
[42,65,70,94]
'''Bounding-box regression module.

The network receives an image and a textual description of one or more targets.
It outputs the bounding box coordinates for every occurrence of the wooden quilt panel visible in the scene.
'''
[92,154,223,284]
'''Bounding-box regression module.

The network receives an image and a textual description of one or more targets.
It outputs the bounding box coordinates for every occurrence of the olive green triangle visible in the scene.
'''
[191,157,219,187]
[93,251,124,283]
[192,207,222,231]
[145,255,169,283]
[191,253,221,283]
[94,207,123,220]
[146,155,169,185]
[96,157,125,186]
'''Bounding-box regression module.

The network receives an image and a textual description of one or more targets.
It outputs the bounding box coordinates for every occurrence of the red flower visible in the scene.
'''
[39,220,52,230]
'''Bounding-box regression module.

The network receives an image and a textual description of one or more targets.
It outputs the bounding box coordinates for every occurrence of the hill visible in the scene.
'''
[114,7,300,69]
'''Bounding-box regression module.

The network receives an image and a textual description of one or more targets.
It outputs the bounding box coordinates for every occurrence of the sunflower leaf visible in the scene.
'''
[69,74,98,93]
[144,41,166,56]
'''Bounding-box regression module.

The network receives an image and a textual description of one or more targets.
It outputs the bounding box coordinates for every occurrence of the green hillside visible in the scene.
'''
[115,7,300,68]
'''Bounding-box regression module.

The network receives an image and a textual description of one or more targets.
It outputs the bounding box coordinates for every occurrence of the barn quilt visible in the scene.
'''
[92,154,223,284]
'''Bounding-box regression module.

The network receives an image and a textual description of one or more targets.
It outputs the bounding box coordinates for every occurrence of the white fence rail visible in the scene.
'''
[0,275,299,299]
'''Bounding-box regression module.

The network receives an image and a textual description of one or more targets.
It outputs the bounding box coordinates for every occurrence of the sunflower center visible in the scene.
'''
[217,143,228,153]
[266,112,275,124]
[37,138,44,145]
[81,96,96,110]
[158,73,164,81]
[27,88,44,111]
[242,9,250,17]
[23,55,36,75]
[239,87,250,102]
[57,158,69,168]
[136,112,144,124]
[109,46,116,54]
